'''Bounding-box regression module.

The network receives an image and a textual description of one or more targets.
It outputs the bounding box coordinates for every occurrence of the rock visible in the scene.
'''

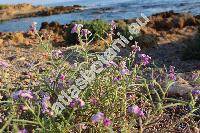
[168,82,194,96]
[168,77,199,96]
[149,11,198,30]
[154,18,174,30]
[172,16,185,28]
[135,34,158,49]
[40,22,49,30]
[141,27,160,36]
[40,21,63,34]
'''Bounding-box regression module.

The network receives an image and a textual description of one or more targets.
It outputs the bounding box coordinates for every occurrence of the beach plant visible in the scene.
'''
[0,22,199,133]
[81,19,111,41]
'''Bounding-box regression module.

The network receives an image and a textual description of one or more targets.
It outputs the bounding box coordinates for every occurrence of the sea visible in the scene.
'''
[0,0,200,32]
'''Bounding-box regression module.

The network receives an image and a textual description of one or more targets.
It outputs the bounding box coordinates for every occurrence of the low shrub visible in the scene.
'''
[83,19,110,40]
[115,20,132,38]
[64,20,110,45]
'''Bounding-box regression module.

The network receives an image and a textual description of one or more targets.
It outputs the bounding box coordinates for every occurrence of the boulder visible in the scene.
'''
[40,22,49,30]
[168,76,199,97]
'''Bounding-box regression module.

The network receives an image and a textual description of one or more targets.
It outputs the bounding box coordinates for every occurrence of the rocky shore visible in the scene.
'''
[0,3,82,21]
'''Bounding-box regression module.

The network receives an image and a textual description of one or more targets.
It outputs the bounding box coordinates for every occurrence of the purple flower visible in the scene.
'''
[128,105,144,117]
[110,20,116,30]
[69,100,76,108]
[18,129,28,133]
[120,68,130,76]
[60,74,65,81]
[20,91,34,99]
[139,54,151,66]
[91,112,104,123]
[135,75,141,81]
[81,29,91,37]
[192,90,200,95]
[71,24,83,34]
[77,98,85,107]
[169,66,176,81]
[12,90,33,100]
[69,98,85,108]
[19,105,29,111]
[149,83,155,89]
[191,73,198,80]
[0,60,9,69]
[41,95,51,114]
[103,118,112,127]
[131,41,141,52]
[51,50,63,59]
[89,98,98,106]
[57,81,64,90]
[113,76,121,82]
[29,22,37,32]
[106,61,118,67]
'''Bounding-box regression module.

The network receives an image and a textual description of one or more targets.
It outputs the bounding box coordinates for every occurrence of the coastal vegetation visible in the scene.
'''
[0,3,199,132]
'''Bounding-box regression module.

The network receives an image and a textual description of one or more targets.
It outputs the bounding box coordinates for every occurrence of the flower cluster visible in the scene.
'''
[110,20,117,31]
[139,54,151,66]
[41,95,53,116]
[91,112,112,127]
[12,90,34,100]
[71,24,83,34]
[18,129,28,133]
[69,98,85,108]
[119,61,130,75]
[29,22,37,33]
[71,24,91,37]
[192,90,200,95]
[131,41,141,53]
[128,105,144,117]
[81,29,92,37]
[169,65,176,81]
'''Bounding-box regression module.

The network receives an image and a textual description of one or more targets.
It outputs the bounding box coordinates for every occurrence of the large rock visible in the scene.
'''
[168,76,199,97]
[40,21,63,34]
[149,11,198,31]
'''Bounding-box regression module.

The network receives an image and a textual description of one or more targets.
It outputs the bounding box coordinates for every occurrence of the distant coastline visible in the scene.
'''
[0,3,82,21]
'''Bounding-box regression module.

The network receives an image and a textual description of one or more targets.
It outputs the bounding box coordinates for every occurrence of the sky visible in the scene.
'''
[0,0,71,5]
